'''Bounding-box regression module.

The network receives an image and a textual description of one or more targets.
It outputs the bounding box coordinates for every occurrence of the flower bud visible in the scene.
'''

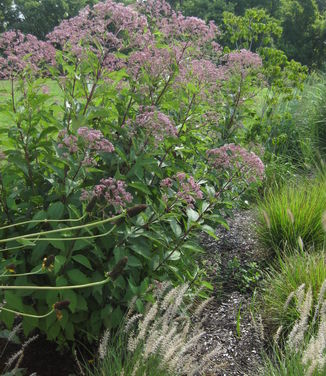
[42,255,55,270]
[54,300,70,310]
[127,204,147,218]
[6,264,16,273]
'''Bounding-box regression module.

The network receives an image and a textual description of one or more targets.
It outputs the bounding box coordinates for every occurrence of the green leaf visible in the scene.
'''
[4,291,24,311]
[201,281,214,290]
[128,182,151,195]
[181,242,204,253]
[202,225,219,240]
[54,255,66,275]
[72,255,93,270]
[129,238,151,259]
[170,218,182,237]
[66,269,90,285]
[47,202,65,220]
[111,306,123,328]
[127,255,143,268]
[166,250,181,261]
[209,215,229,229]
[23,316,38,337]
[136,298,144,312]
[72,239,91,252]
[27,210,47,230]
[187,208,199,222]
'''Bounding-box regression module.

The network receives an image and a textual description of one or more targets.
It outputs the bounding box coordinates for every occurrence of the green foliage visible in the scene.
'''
[167,0,235,24]
[222,9,282,51]
[278,0,325,66]
[0,0,16,33]
[256,176,326,253]
[225,257,262,292]
[295,73,326,159]
[261,250,326,334]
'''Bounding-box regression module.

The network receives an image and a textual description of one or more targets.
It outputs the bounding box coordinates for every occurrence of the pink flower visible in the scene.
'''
[160,178,173,188]
[207,144,265,183]
[77,127,115,153]
[57,127,114,166]
[82,178,133,209]
[130,108,177,145]
[161,173,203,207]
[0,30,56,79]
[47,0,150,66]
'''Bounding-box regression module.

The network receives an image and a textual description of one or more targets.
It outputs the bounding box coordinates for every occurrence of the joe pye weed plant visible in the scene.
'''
[0,0,269,345]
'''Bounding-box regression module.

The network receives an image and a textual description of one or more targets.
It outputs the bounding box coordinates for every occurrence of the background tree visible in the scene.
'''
[221,8,282,51]
[0,0,17,33]
[167,0,234,24]
[278,0,321,66]
[4,0,98,39]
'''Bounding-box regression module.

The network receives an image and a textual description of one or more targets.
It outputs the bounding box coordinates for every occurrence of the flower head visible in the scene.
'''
[207,143,265,183]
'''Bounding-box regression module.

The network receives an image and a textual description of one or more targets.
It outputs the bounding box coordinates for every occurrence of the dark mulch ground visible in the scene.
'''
[197,210,267,376]
[0,334,77,375]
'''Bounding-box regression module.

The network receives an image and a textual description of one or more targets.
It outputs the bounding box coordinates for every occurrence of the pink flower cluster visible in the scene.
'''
[207,144,265,183]
[0,31,56,79]
[81,178,132,208]
[176,59,223,96]
[57,127,114,166]
[136,0,172,19]
[132,108,177,144]
[77,127,115,153]
[158,12,218,45]
[222,50,262,78]
[128,46,175,81]
[47,0,150,64]
[161,172,203,207]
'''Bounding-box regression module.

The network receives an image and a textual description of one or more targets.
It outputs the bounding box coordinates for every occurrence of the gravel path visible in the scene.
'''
[197,210,265,376]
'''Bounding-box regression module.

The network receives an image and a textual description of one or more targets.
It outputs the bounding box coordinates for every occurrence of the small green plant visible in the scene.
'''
[226,257,262,292]
[261,250,326,334]
[256,175,326,254]
[236,303,242,338]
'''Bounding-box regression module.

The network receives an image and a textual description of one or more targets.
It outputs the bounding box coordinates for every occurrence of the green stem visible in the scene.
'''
[0,244,32,253]
[26,225,117,242]
[0,212,125,244]
[1,307,54,319]
[0,267,44,278]
[0,276,111,290]
[0,213,87,231]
